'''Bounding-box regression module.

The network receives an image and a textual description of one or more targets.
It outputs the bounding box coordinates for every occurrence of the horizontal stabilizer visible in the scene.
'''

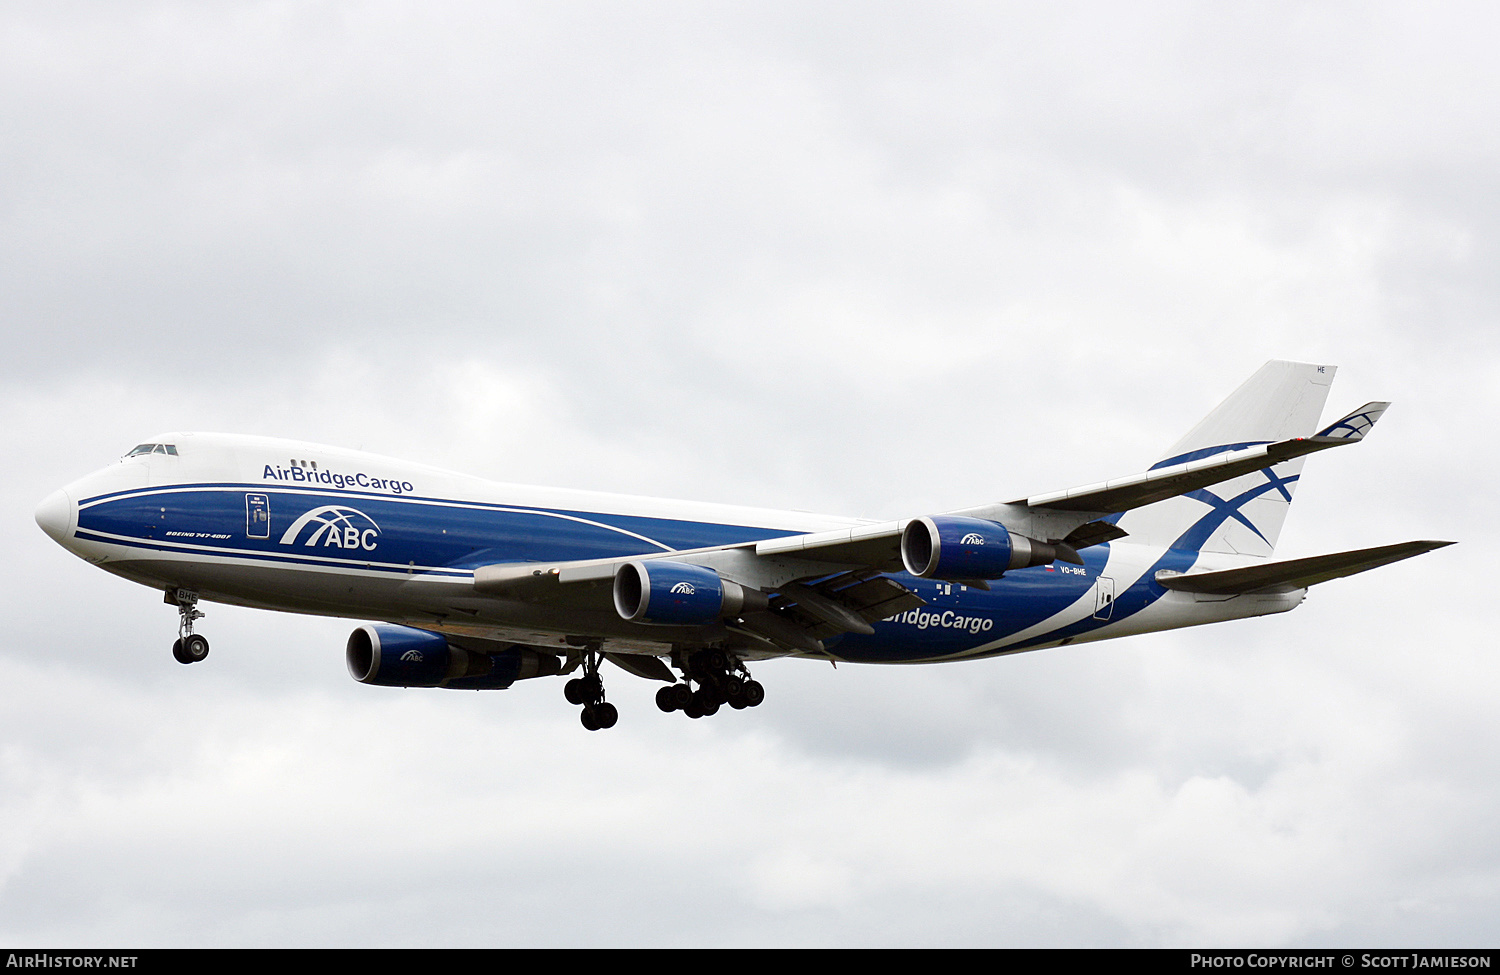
[1155,540,1454,595]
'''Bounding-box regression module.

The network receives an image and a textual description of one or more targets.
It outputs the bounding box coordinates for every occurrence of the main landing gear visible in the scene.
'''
[563,648,618,731]
[167,588,210,665]
[561,647,766,730]
[655,649,765,720]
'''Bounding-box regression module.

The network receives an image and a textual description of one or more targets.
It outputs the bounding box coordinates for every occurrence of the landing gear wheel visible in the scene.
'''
[173,634,209,664]
[668,650,765,720]
[693,689,720,717]
[170,589,209,665]
[571,649,617,730]
[181,634,210,663]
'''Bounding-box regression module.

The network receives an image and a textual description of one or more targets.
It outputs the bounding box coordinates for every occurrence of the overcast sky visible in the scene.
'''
[2,0,1497,947]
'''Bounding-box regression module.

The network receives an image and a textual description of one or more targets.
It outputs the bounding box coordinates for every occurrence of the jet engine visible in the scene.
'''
[612,560,768,625]
[900,515,1073,581]
[346,623,561,689]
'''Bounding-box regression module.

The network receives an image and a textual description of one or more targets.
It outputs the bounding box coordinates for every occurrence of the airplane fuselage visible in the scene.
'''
[37,432,1301,665]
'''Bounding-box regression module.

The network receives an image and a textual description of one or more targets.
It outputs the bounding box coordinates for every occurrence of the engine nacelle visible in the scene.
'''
[613,560,767,625]
[900,516,1066,580]
[346,624,560,689]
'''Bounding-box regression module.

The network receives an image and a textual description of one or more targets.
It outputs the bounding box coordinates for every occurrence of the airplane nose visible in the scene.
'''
[35,487,75,544]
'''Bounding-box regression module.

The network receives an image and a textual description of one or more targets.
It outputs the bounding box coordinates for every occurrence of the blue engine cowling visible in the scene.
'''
[613,560,766,625]
[345,624,559,689]
[900,516,1064,580]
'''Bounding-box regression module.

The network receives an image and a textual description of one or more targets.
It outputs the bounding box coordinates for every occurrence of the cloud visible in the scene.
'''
[2,0,1496,947]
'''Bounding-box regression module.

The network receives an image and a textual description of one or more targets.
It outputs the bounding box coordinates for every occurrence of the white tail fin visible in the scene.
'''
[1121,361,1337,557]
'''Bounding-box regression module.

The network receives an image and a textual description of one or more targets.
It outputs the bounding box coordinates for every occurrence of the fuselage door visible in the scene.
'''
[1093,576,1116,621]
[246,494,271,539]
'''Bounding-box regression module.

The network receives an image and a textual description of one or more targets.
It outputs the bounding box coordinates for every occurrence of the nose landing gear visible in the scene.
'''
[167,588,209,664]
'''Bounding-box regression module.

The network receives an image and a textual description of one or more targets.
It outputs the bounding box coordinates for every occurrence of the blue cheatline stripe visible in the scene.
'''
[78,482,803,554]
[72,530,472,577]
[72,483,812,579]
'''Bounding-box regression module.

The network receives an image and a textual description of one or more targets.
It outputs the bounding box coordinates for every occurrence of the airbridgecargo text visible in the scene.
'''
[892,608,994,635]
[263,465,414,495]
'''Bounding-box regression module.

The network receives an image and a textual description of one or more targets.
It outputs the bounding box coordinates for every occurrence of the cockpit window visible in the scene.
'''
[126,443,179,457]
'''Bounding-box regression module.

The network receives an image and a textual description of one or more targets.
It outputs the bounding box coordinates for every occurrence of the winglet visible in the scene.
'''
[1313,401,1390,442]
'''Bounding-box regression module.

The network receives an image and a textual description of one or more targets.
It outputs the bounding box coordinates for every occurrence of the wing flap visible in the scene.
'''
[1155,540,1453,595]
[753,520,907,568]
[771,572,926,639]
[468,547,926,656]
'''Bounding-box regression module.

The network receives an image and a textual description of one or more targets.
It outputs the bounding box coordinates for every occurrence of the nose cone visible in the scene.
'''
[35,487,75,545]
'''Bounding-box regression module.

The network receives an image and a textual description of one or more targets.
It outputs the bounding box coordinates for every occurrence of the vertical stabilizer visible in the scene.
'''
[1121,361,1337,558]
[1158,361,1336,464]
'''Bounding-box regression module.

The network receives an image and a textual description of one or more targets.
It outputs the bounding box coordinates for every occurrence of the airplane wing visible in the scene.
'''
[1012,401,1389,514]
[471,551,926,657]
[462,401,1400,655]
[740,400,1393,565]
[1154,540,1454,595]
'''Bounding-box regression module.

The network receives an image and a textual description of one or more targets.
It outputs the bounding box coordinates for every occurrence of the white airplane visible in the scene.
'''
[35,361,1451,730]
